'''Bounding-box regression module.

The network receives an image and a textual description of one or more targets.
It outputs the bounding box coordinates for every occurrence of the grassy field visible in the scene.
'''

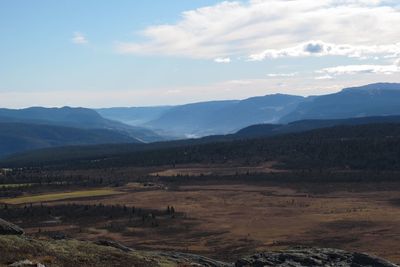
[0,189,123,205]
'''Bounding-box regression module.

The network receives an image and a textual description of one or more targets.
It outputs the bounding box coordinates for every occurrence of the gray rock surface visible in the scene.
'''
[235,248,399,267]
[0,218,24,235]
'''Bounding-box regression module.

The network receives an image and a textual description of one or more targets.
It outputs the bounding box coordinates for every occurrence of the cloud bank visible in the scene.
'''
[116,0,400,60]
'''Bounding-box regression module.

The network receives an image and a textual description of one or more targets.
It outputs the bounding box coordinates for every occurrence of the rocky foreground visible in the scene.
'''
[1,219,398,267]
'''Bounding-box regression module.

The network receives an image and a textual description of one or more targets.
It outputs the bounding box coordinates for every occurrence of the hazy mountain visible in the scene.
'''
[0,107,163,142]
[96,106,172,126]
[0,123,139,158]
[144,94,305,137]
[280,83,400,123]
[144,100,239,137]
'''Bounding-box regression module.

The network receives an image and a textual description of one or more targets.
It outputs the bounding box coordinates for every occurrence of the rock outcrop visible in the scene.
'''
[0,218,24,235]
[235,247,399,267]
[0,234,398,267]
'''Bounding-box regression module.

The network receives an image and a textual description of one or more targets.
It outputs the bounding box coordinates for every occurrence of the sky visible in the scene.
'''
[0,0,399,108]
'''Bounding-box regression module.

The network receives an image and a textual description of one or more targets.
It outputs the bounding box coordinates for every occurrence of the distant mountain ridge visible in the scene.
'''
[0,107,165,157]
[280,83,400,122]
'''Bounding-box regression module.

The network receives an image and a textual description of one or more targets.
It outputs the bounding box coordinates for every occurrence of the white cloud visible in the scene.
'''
[116,0,400,60]
[315,75,334,80]
[72,32,88,44]
[214,57,231,63]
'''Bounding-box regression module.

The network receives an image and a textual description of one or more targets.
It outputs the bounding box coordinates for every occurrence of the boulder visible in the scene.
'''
[0,218,24,235]
[235,248,399,267]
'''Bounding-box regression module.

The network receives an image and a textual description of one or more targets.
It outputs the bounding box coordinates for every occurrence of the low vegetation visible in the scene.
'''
[0,235,180,267]
[0,189,122,205]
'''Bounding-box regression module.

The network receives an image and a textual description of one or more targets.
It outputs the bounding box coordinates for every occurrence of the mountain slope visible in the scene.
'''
[145,94,304,137]
[0,123,139,158]
[280,83,400,123]
[0,107,163,142]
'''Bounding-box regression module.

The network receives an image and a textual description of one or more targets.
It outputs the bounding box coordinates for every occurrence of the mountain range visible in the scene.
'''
[1,82,400,158]
[98,83,400,138]
[0,106,162,142]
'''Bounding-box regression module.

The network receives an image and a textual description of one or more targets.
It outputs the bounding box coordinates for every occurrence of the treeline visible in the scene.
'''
[0,203,178,229]
[2,123,400,171]
[161,170,400,185]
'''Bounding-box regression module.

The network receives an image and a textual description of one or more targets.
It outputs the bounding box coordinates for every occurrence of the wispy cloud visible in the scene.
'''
[71,32,88,45]
[317,61,400,76]
[267,72,299,78]
[115,0,400,60]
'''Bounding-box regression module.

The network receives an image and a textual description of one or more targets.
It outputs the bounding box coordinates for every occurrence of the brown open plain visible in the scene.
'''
[11,179,400,264]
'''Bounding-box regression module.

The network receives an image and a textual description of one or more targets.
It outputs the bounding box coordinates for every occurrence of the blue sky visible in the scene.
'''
[1,0,399,108]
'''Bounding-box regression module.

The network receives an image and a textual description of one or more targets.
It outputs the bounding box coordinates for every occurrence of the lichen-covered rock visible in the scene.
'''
[9,259,45,267]
[235,248,399,267]
[0,218,24,235]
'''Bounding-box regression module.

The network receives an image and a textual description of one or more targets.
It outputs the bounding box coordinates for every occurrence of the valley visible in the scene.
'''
[1,83,400,266]
[1,162,400,263]
[2,0,400,264]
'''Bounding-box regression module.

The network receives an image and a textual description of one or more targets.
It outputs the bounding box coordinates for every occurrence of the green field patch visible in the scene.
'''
[0,189,123,205]
[0,183,33,189]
